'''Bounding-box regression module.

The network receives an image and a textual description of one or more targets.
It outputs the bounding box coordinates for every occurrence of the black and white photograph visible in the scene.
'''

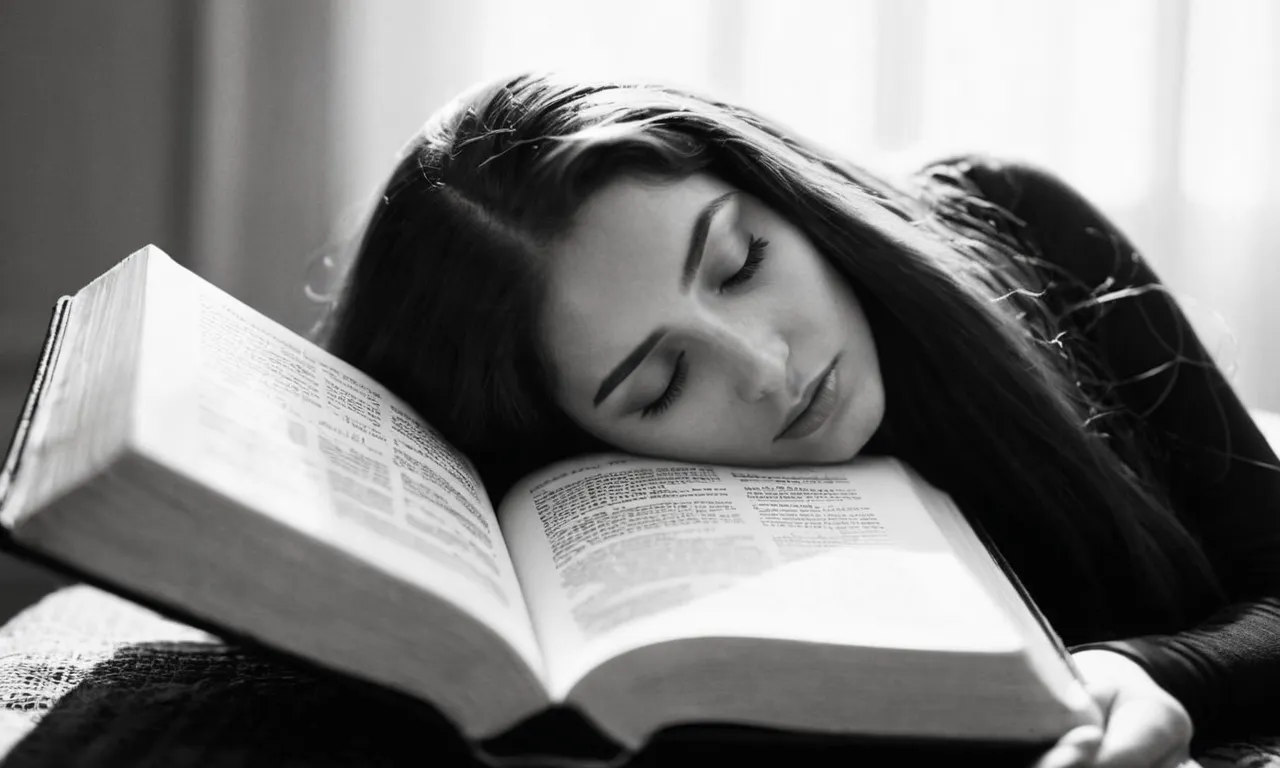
[1,2,1279,766]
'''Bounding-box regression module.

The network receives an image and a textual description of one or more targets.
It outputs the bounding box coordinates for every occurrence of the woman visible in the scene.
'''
[319,73,1280,767]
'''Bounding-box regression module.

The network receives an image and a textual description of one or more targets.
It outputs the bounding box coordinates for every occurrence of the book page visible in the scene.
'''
[130,254,542,675]
[3,255,145,526]
[499,454,1022,699]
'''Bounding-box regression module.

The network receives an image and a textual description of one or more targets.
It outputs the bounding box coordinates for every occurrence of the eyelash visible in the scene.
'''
[641,351,687,419]
[720,235,770,292]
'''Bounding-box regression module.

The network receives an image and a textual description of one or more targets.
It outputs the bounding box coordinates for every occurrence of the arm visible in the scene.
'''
[943,155,1280,738]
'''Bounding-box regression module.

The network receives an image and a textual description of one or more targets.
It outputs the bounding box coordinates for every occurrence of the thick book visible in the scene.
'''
[0,246,1101,764]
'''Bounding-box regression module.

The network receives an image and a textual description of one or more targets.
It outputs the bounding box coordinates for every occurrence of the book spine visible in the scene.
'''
[0,296,74,518]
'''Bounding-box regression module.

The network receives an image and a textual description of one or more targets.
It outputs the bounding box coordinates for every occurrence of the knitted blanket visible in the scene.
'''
[0,586,1277,767]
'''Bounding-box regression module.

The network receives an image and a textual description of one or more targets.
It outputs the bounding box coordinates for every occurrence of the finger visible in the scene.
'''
[1059,725,1105,751]
[1030,745,1093,768]
[1093,699,1191,767]
[1030,726,1105,768]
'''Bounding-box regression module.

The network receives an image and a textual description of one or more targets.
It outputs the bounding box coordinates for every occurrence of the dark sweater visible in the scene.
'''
[916,156,1280,739]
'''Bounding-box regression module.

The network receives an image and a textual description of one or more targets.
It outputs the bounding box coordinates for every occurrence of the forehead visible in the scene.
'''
[540,172,733,389]
[557,171,731,278]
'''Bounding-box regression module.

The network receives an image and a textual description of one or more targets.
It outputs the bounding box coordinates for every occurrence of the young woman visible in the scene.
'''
[319,73,1280,768]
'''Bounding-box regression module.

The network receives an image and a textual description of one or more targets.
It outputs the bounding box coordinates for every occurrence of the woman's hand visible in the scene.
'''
[1031,649,1200,768]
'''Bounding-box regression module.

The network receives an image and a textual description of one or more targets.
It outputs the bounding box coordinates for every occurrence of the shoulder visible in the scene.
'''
[915,154,1141,288]
[916,153,1092,224]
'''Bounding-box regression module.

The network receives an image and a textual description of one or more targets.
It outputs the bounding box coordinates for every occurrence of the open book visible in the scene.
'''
[0,246,1100,758]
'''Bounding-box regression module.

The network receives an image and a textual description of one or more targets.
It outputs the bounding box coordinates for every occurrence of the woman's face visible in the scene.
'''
[540,172,885,467]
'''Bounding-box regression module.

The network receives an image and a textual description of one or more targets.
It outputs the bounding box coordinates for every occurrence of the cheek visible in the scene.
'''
[779,242,848,328]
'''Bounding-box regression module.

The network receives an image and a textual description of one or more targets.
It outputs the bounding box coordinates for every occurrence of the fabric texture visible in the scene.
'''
[0,586,486,767]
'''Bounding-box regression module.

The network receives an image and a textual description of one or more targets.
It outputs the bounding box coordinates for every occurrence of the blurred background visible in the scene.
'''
[1,0,1278,620]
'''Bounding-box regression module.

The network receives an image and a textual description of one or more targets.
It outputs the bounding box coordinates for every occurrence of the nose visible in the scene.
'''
[726,327,791,404]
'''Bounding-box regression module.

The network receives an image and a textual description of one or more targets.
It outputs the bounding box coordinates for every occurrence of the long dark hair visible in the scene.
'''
[318,73,1224,643]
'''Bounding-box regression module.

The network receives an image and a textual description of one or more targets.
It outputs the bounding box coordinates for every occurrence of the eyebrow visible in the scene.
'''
[680,191,738,291]
[592,191,738,409]
[593,328,667,407]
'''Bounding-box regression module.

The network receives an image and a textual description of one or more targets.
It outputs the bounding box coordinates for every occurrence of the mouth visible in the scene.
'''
[774,355,841,442]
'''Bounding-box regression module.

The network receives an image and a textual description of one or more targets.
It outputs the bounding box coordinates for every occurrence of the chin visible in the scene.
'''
[816,435,870,465]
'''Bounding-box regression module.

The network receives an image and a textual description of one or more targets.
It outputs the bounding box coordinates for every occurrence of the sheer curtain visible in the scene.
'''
[194,0,1280,409]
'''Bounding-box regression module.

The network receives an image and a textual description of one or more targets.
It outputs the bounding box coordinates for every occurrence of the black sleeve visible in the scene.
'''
[943,155,1280,738]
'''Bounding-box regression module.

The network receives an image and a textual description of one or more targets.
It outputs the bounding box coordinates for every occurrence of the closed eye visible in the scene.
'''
[641,351,687,419]
[721,235,769,292]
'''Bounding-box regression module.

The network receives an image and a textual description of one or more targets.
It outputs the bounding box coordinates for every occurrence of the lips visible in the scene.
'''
[775,356,841,442]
